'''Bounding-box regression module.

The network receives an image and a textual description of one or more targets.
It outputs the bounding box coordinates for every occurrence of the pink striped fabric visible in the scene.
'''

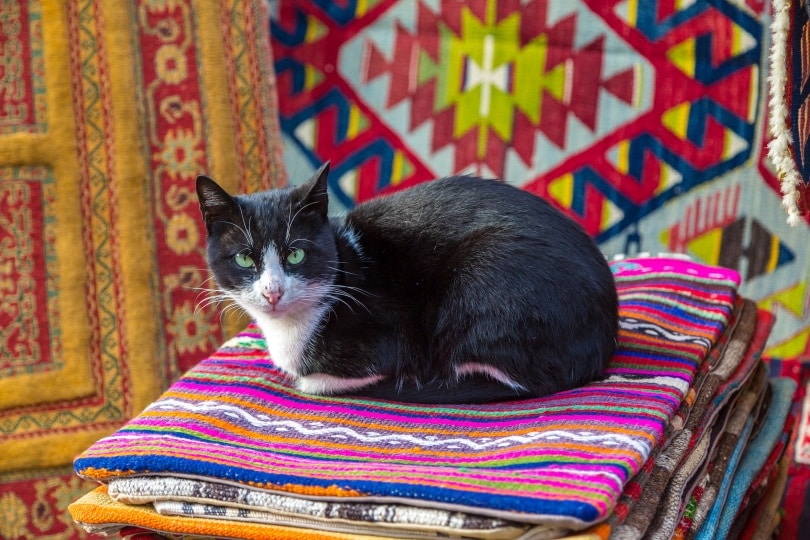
[74,257,739,530]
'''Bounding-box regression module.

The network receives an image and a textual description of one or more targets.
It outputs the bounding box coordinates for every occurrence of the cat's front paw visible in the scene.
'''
[296,372,385,396]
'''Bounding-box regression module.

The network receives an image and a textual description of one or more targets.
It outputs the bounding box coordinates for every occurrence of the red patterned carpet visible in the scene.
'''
[0,0,284,537]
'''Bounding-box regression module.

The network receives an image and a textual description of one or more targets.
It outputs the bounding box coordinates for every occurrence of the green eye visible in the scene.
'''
[286,248,306,265]
[234,253,255,268]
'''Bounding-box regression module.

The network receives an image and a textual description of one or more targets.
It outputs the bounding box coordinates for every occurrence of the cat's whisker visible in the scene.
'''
[320,293,359,315]
[186,285,231,305]
[302,292,339,320]
[189,283,237,317]
[285,200,319,243]
[221,219,255,251]
[323,288,372,315]
[331,283,377,298]
[186,285,225,293]
[194,295,232,316]
[286,200,293,243]
[325,265,365,279]
[219,303,247,324]
[199,275,219,287]
[196,295,247,326]
[301,286,352,311]
[193,296,220,313]
[289,238,318,246]
[238,206,254,247]
[179,272,219,282]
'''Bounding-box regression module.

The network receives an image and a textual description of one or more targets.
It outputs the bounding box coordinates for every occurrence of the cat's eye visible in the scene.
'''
[233,253,255,268]
[286,248,306,265]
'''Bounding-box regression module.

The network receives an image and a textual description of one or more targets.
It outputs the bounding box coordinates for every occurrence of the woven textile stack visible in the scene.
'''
[67,256,797,539]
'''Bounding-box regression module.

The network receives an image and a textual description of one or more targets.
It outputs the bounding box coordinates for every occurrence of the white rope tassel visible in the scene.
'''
[768,0,806,226]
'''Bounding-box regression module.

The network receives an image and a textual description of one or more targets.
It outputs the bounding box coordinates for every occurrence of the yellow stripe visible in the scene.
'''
[104,0,163,415]
[196,0,249,337]
[617,140,630,174]
[628,0,638,27]
[196,1,239,190]
[768,237,780,273]
[391,150,404,185]
[347,106,360,139]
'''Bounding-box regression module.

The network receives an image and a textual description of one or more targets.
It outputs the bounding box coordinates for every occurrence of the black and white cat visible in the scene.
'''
[196,163,618,404]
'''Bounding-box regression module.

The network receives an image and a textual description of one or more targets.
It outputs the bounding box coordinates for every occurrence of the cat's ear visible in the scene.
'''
[298,161,330,217]
[196,175,238,230]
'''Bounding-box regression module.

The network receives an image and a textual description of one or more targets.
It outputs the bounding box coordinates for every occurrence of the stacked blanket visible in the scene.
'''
[68,257,797,539]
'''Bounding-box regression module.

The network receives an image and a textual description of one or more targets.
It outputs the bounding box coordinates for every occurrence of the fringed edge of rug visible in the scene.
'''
[768,0,806,227]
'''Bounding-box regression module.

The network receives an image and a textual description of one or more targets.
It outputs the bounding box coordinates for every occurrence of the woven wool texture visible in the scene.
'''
[675,361,770,536]
[72,257,739,532]
[68,485,385,540]
[767,356,810,539]
[0,0,285,537]
[696,377,797,539]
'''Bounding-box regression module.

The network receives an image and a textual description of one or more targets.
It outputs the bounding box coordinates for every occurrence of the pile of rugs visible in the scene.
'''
[68,256,798,539]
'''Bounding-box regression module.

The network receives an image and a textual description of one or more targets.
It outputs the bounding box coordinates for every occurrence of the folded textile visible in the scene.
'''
[739,454,791,540]
[726,402,796,539]
[666,312,774,538]
[767,356,810,539]
[609,300,763,539]
[695,377,797,539]
[70,485,390,540]
[70,258,740,536]
[151,500,527,540]
[598,301,746,534]
[108,475,528,540]
[645,355,772,540]
[692,425,756,540]
[674,360,770,538]
[677,415,755,540]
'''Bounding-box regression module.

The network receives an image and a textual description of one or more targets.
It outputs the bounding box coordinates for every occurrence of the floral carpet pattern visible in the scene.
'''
[0,0,284,537]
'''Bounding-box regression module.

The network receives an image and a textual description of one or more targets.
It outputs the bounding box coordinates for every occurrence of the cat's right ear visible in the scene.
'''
[196,175,237,231]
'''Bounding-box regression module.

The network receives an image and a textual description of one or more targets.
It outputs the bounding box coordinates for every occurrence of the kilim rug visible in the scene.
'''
[269,0,810,367]
[69,257,740,537]
[0,0,285,538]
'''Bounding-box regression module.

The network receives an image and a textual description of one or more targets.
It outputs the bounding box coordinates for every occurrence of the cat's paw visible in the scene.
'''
[296,372,385,395]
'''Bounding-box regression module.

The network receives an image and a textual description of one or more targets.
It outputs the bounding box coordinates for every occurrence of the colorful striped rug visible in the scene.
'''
[71,257,739,531]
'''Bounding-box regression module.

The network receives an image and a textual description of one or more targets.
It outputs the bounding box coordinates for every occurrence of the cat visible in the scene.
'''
[196,162,618,404]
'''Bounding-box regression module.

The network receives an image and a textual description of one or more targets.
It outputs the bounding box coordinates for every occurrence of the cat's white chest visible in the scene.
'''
[253,310,324,376]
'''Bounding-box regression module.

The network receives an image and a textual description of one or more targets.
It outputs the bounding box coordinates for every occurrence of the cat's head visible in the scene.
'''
[196,163,337,321]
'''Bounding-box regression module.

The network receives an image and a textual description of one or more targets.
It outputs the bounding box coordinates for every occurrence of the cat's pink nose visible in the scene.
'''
[262,288,283,306]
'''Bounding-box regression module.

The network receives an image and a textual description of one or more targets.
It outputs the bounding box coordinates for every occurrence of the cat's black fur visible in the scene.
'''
[196,163,618,404]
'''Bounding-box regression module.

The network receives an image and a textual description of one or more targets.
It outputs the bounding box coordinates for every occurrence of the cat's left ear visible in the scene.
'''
[300,161,330,217]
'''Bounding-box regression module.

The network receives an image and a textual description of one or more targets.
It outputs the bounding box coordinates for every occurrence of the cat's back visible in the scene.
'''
[341,174,612,303]
[346,175,570,239]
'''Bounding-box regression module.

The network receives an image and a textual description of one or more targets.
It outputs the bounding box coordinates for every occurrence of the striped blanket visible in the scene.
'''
[70,257,740,534]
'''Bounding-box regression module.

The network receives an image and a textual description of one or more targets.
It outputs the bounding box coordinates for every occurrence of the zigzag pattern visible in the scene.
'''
[270,1,763,238]
[269,1,807,355]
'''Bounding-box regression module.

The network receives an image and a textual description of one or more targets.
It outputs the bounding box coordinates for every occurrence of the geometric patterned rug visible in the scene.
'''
[4,0,810,537]
[0,0,284,537]
[270,0,810,361]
